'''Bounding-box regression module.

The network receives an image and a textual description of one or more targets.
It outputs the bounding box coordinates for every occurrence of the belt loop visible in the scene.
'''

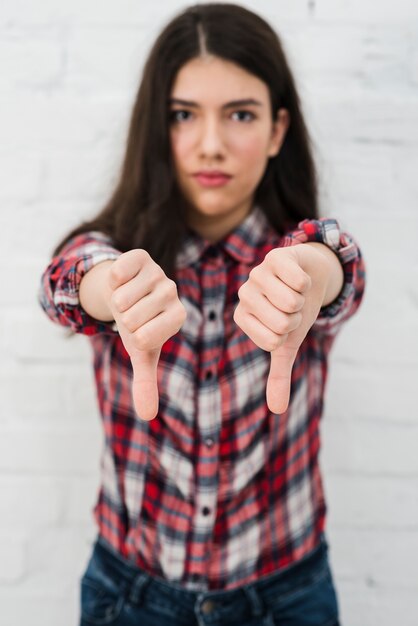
[128,572,151,606]
[243,584,264,618]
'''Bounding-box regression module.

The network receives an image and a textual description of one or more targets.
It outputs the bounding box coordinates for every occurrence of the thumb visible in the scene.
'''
[266,343,299,414]
[129,349,161,421]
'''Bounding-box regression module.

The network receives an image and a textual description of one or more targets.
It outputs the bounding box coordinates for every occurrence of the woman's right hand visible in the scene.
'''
[107,249,187,421]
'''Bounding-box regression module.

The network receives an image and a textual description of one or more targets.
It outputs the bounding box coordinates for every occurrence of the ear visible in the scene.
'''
[268,108,290,158]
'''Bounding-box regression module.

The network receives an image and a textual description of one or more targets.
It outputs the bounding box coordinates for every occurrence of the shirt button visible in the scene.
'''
[208,310,216,321]
[206,245,219,258]
[205,437,214,448]
[205,370,213,380]
[202,506,211,516]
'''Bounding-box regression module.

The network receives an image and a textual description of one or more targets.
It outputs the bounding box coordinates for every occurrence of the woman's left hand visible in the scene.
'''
[233,244,332,414]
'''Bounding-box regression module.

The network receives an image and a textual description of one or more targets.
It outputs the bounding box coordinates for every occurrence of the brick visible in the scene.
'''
[1,310,93,363]
[314,0,418,22]
[0,259,52,306]
[0,154,43,201]
[65,27,150,94]
[324,474,418,529]
[0,532,27,582]
[64,475,101,524]
[324,360,418,421]
[0,366,68,421]
[0,424,102,472]
[321,416,418,474]
[0,477,64,527]
[24,527,97,587]
[0,36,63,91]
[0,528,97,625]
[0,474,101,526]
[336,580,418,626]
[0,1,162,26]
[328,528,418,590]
[0,201,95,258]
[0,1,310,27]
[0,594,77,626]
[315,143,417,218]
[313,97,418,146]
[43,151,119,202]
[0,92,126,150]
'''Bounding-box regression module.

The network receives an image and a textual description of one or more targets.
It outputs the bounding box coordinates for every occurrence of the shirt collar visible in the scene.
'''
[176,205,271,269]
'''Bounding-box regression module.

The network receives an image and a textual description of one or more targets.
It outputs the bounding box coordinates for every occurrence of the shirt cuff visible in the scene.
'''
[38,231,122,336]
[282,218,366,336]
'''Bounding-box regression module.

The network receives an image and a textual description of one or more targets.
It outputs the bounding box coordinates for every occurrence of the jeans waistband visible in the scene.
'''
[92,532,329,607]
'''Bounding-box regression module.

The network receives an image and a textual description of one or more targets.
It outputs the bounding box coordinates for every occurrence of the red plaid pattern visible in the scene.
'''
[38,206,365,591]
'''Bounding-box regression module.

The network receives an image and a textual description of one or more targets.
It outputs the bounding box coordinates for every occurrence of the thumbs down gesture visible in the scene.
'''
[107,249,187,421]
[233,243,337,414]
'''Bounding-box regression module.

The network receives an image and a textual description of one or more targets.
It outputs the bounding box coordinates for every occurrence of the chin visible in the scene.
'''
[190,199,230,216]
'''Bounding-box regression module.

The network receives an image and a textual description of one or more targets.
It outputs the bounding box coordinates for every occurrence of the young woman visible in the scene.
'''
[38,3,365,625]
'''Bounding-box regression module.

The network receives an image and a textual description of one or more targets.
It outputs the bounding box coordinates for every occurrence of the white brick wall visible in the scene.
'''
[1,1,417,624]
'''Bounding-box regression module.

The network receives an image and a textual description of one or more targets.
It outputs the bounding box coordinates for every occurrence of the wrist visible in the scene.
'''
[302,242,344,306]
[79,260,116,322]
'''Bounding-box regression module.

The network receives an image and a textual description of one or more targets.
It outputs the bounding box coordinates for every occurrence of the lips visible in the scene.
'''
[192,171,232,187]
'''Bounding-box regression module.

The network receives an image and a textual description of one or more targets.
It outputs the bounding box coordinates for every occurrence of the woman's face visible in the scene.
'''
[169,55,289,242]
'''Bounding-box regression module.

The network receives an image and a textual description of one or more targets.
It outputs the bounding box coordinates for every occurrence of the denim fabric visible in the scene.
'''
[79,533,341,626]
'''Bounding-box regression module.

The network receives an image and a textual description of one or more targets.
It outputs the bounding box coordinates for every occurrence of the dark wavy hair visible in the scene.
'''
[51,3,319,279]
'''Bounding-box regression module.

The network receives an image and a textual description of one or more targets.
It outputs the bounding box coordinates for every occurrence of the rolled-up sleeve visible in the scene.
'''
[38,231,122,336]
[283,218,366,337]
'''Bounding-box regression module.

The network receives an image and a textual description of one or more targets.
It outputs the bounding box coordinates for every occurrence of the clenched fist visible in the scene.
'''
[233,244,333,414]
[107,249,187,421]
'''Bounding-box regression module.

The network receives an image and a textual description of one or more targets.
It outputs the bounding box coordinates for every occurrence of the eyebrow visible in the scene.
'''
[168,98,263,109]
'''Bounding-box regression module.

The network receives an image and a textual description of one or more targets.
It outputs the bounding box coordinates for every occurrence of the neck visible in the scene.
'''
[186,200,254,243]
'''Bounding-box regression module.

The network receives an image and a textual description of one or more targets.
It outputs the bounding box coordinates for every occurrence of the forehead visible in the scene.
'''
[170,55,269,103]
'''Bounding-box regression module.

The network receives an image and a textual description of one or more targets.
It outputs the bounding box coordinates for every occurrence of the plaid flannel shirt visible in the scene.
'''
[38,205,365,591]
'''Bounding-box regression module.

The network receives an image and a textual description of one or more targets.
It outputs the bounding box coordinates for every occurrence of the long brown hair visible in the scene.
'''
[51,3,319,279]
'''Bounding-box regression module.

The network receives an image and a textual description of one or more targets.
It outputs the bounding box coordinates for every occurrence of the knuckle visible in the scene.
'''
[249,266,260,281]
[266,335,281,351]
[295,310,303,324]
[109,263,124,285]
[133,327,151,351]
[148,274,159,291]
[175,303,187,327]
[285,295,300,312]
[149,267,165,289]
[295,275,310,293]
[120,311,135,333]
[267,333,287,351]
[302,274,312,290]
[132,248,150,262]
[237,283,248,301]
[265,248,278,263]
[180,302,187,320]
[274,318,290,335]
[165,278,178,298]
[110,291,122,311]
[110,249,148,284]
[233,304,242,324]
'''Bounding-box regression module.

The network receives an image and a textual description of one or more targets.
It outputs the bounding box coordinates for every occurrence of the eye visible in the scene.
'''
[169,109,192,123]
[231,110,256,122]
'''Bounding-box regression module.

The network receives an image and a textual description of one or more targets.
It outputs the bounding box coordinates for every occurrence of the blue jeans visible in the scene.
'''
[79,533,341,626]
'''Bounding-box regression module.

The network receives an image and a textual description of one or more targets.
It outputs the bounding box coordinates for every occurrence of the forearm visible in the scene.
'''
[304,242,344,306]
[79,260,116,322]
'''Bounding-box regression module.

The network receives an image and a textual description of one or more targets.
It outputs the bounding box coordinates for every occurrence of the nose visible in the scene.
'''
[198,115,225,157]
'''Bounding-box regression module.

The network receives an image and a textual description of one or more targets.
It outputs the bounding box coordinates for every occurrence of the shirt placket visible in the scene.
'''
[190,245,226,584]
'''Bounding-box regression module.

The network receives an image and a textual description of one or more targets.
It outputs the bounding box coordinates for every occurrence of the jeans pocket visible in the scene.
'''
[80,555,127,625]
